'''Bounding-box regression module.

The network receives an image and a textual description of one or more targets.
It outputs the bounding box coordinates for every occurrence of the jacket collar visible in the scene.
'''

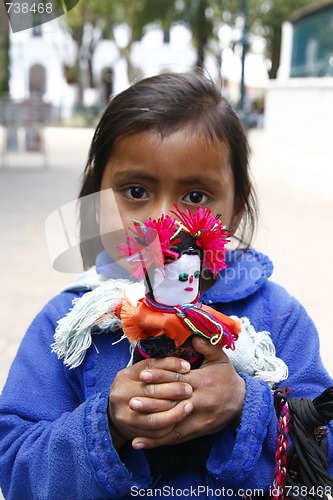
[200,248,273,304]
[63,248,273,302]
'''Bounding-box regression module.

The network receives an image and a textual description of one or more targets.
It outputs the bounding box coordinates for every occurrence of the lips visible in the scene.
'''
[185,287,194,292]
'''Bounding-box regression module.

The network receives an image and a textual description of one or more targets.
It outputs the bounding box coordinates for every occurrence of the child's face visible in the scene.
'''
[99,129,241,253]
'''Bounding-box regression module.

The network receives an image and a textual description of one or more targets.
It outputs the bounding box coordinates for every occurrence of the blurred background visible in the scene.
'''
[0,0,332,398]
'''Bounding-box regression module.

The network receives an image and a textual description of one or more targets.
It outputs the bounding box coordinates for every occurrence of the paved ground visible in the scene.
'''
[0,125,332,389]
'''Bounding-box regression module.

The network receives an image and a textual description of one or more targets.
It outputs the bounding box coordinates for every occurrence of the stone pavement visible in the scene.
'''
[0,125,333,393]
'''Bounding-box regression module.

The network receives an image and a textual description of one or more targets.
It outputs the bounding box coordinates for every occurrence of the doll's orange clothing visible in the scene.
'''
[118,297,240,348]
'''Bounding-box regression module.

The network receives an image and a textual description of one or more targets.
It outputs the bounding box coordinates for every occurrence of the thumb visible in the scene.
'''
[191,336,231,365]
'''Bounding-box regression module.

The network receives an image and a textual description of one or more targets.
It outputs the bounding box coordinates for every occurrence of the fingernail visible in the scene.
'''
[130,399,143,410]
[140,370,152,381]
[132,440,145,449]
[184,402,193,414]
[180,360,191,372]
[184,384,192,396]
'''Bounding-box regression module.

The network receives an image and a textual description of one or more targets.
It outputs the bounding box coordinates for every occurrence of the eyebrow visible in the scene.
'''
[112,171,223,189]
[177,176,222,188]
[111,171,159,184]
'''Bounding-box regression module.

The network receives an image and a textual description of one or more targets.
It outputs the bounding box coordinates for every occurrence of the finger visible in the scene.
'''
[141,381,193,400]
[132,423,187,449]
[131,400,193,442]
[129,397,178,413]
[191,336,231,364]
[121,356,190,385]
[139,367,187,384]
[140,356,191,375]
[132,432,183,449]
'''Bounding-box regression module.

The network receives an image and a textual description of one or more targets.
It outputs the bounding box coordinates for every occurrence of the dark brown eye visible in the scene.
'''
[129,187,147,199]
[183,191,209,205]
[189,192,204,204]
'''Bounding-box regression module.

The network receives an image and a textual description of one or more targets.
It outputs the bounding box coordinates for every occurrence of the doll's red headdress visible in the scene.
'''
[118,205,231,280]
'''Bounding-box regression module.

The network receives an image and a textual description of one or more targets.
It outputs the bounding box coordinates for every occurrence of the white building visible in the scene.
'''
[8,16,269,116]
[9,19,77,118]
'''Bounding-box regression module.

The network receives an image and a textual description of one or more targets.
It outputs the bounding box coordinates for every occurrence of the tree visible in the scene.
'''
[248,0,316,78]
[64,0,318,108]
[0,2,10,95]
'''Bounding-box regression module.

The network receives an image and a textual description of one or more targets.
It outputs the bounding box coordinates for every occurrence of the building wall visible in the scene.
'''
[263,2,333,200]
[263,77,333,199]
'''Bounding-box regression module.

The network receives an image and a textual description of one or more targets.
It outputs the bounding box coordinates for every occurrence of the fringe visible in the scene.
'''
[225,316,288,386]
[51,279,145,369]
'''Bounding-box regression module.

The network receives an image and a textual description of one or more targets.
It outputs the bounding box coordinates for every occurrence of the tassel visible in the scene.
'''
[225,317,288,385]
[119,300,146,343]
[176,305,237,349]
[52,279,145,369]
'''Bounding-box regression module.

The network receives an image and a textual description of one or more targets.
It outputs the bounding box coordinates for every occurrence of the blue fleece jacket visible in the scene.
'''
[0,249,332,500]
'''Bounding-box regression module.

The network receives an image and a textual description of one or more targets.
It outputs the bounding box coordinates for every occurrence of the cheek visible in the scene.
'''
[98,189,128,258]
[218,192,239,231]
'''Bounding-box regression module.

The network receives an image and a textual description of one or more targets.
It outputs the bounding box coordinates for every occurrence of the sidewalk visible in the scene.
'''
[0,125,332,394]
[249,128,333,376]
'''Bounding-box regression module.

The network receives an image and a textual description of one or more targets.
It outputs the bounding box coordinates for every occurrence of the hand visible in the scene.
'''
[131,336,246,449]
[108,356,193,449]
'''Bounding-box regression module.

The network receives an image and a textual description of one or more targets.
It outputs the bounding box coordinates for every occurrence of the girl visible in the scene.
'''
[0,72,332,499]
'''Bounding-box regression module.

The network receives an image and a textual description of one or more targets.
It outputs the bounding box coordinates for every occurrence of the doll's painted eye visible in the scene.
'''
[126,186,149,199]
[178,273,189,282]
[194,270,201,279]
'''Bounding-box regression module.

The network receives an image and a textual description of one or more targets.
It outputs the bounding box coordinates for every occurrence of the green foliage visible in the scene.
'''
[248,0,317,77]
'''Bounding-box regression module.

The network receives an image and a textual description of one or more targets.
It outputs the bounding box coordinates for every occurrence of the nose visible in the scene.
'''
[189,275,194,284]
[149,200,175,221]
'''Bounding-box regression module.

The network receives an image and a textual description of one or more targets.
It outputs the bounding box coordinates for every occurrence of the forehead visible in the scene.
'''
[166,254,201,273]
[106,129,233,185]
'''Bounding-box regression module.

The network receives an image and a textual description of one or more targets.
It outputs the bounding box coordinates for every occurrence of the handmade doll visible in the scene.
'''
[53,205,288,386]
[114,205,240,368]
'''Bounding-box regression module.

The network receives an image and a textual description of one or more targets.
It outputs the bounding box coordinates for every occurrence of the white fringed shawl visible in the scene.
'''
[52,277,288,385]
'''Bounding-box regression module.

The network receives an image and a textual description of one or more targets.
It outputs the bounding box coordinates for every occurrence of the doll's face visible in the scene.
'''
[151,253,201,306]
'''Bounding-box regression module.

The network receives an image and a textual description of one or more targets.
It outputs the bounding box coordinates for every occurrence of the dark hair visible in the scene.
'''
[79,72,258,268]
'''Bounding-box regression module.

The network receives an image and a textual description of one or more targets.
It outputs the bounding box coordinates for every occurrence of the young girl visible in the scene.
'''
[0,72,332,499]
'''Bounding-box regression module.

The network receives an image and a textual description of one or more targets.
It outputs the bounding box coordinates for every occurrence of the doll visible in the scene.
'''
[114,205,241,368]
[53,205,287,386]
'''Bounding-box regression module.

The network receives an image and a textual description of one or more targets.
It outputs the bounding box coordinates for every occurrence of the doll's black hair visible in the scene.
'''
[167,230,202,264]
[79,72,258,268]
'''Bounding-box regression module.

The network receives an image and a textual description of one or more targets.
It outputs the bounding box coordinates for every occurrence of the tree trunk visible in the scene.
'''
[0,5,10,95]
[196,42,206,73]
[193,0,209,74]
[269,27,282,79]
